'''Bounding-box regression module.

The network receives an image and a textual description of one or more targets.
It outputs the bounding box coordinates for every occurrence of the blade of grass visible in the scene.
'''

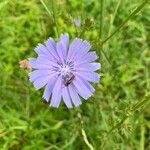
[77,111,94,150]
[101,0,149,45]
[99,0,104,40]
[140,114,145,150]
[101,0,121,66]
[51,0,59,37]
[99,0,111,65]
[107,0,122,37]
[40,0,59,37]
[40,0,53,21]
[82,129,94,150]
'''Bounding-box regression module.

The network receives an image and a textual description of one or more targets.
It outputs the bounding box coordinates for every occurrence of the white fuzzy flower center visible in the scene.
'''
[58,63,75,86]
[61,65,70,75]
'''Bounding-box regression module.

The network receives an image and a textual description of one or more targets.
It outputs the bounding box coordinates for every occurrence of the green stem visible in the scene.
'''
[101,93,150,148]
[40,0,53,21]
[107,0,121,37]
[140,114,145,150]
[99,0,105,64]
[101,0,149,45]
[108,93,150,135]
[51,0,59,37]
[40,0,59,37]
[100,0,103,40]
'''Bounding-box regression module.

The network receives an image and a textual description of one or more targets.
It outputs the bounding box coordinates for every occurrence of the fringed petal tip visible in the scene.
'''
[42,96,49,103]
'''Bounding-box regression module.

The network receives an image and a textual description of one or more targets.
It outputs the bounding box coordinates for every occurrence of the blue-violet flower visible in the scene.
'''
[29,33,101,108]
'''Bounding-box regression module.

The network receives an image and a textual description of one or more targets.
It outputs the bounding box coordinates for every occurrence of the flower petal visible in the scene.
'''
[56,41,65,63]
[73,76,93,99]
[67,38,83,61]
[50,76,62,108]
[36,56,59,67]
[75,51,98,64]
[29,70,55,82]
[62,86,73,108]
[60,33,69,59]
[42,76,57,102]
[45,37,60,61]
[68,39,91,61]
[74,63,101,72]
[33,73,57,90]
[78,76,95,93]
[34,44,53,59]
[76,71,100,83]
[68,84,82,106]
[28,57,58,69]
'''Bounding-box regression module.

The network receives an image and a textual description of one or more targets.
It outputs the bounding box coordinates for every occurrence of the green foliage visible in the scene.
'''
[0,0,150,149]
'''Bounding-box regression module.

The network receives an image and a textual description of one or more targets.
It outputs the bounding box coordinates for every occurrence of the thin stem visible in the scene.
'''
[40,0,53,21]
[73,19,79,37]
[108,93,150,135]
[101,0,149,45]
[82,129,94,150]
[99,0,107,64]
[40,0,59,37]
[140,114,145,150]
[100,0,103,40]
[103,0,121,66]
[51,0,59,37]
[100,49,111,65]
[107,0,121,37]
[101,93,150,148]
[77,111,94,150]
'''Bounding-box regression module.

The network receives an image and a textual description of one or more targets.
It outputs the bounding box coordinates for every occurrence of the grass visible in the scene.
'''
[0,0,150,149]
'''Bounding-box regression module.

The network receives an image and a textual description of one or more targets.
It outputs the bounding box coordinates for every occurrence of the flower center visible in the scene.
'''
[61,65,70,75]
[59,63,75,86]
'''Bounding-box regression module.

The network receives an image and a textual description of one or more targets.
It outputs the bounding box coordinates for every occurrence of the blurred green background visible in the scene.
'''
[0,0,150,149]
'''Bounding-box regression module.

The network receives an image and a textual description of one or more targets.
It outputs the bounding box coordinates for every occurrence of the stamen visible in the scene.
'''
[57,61,75,86]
